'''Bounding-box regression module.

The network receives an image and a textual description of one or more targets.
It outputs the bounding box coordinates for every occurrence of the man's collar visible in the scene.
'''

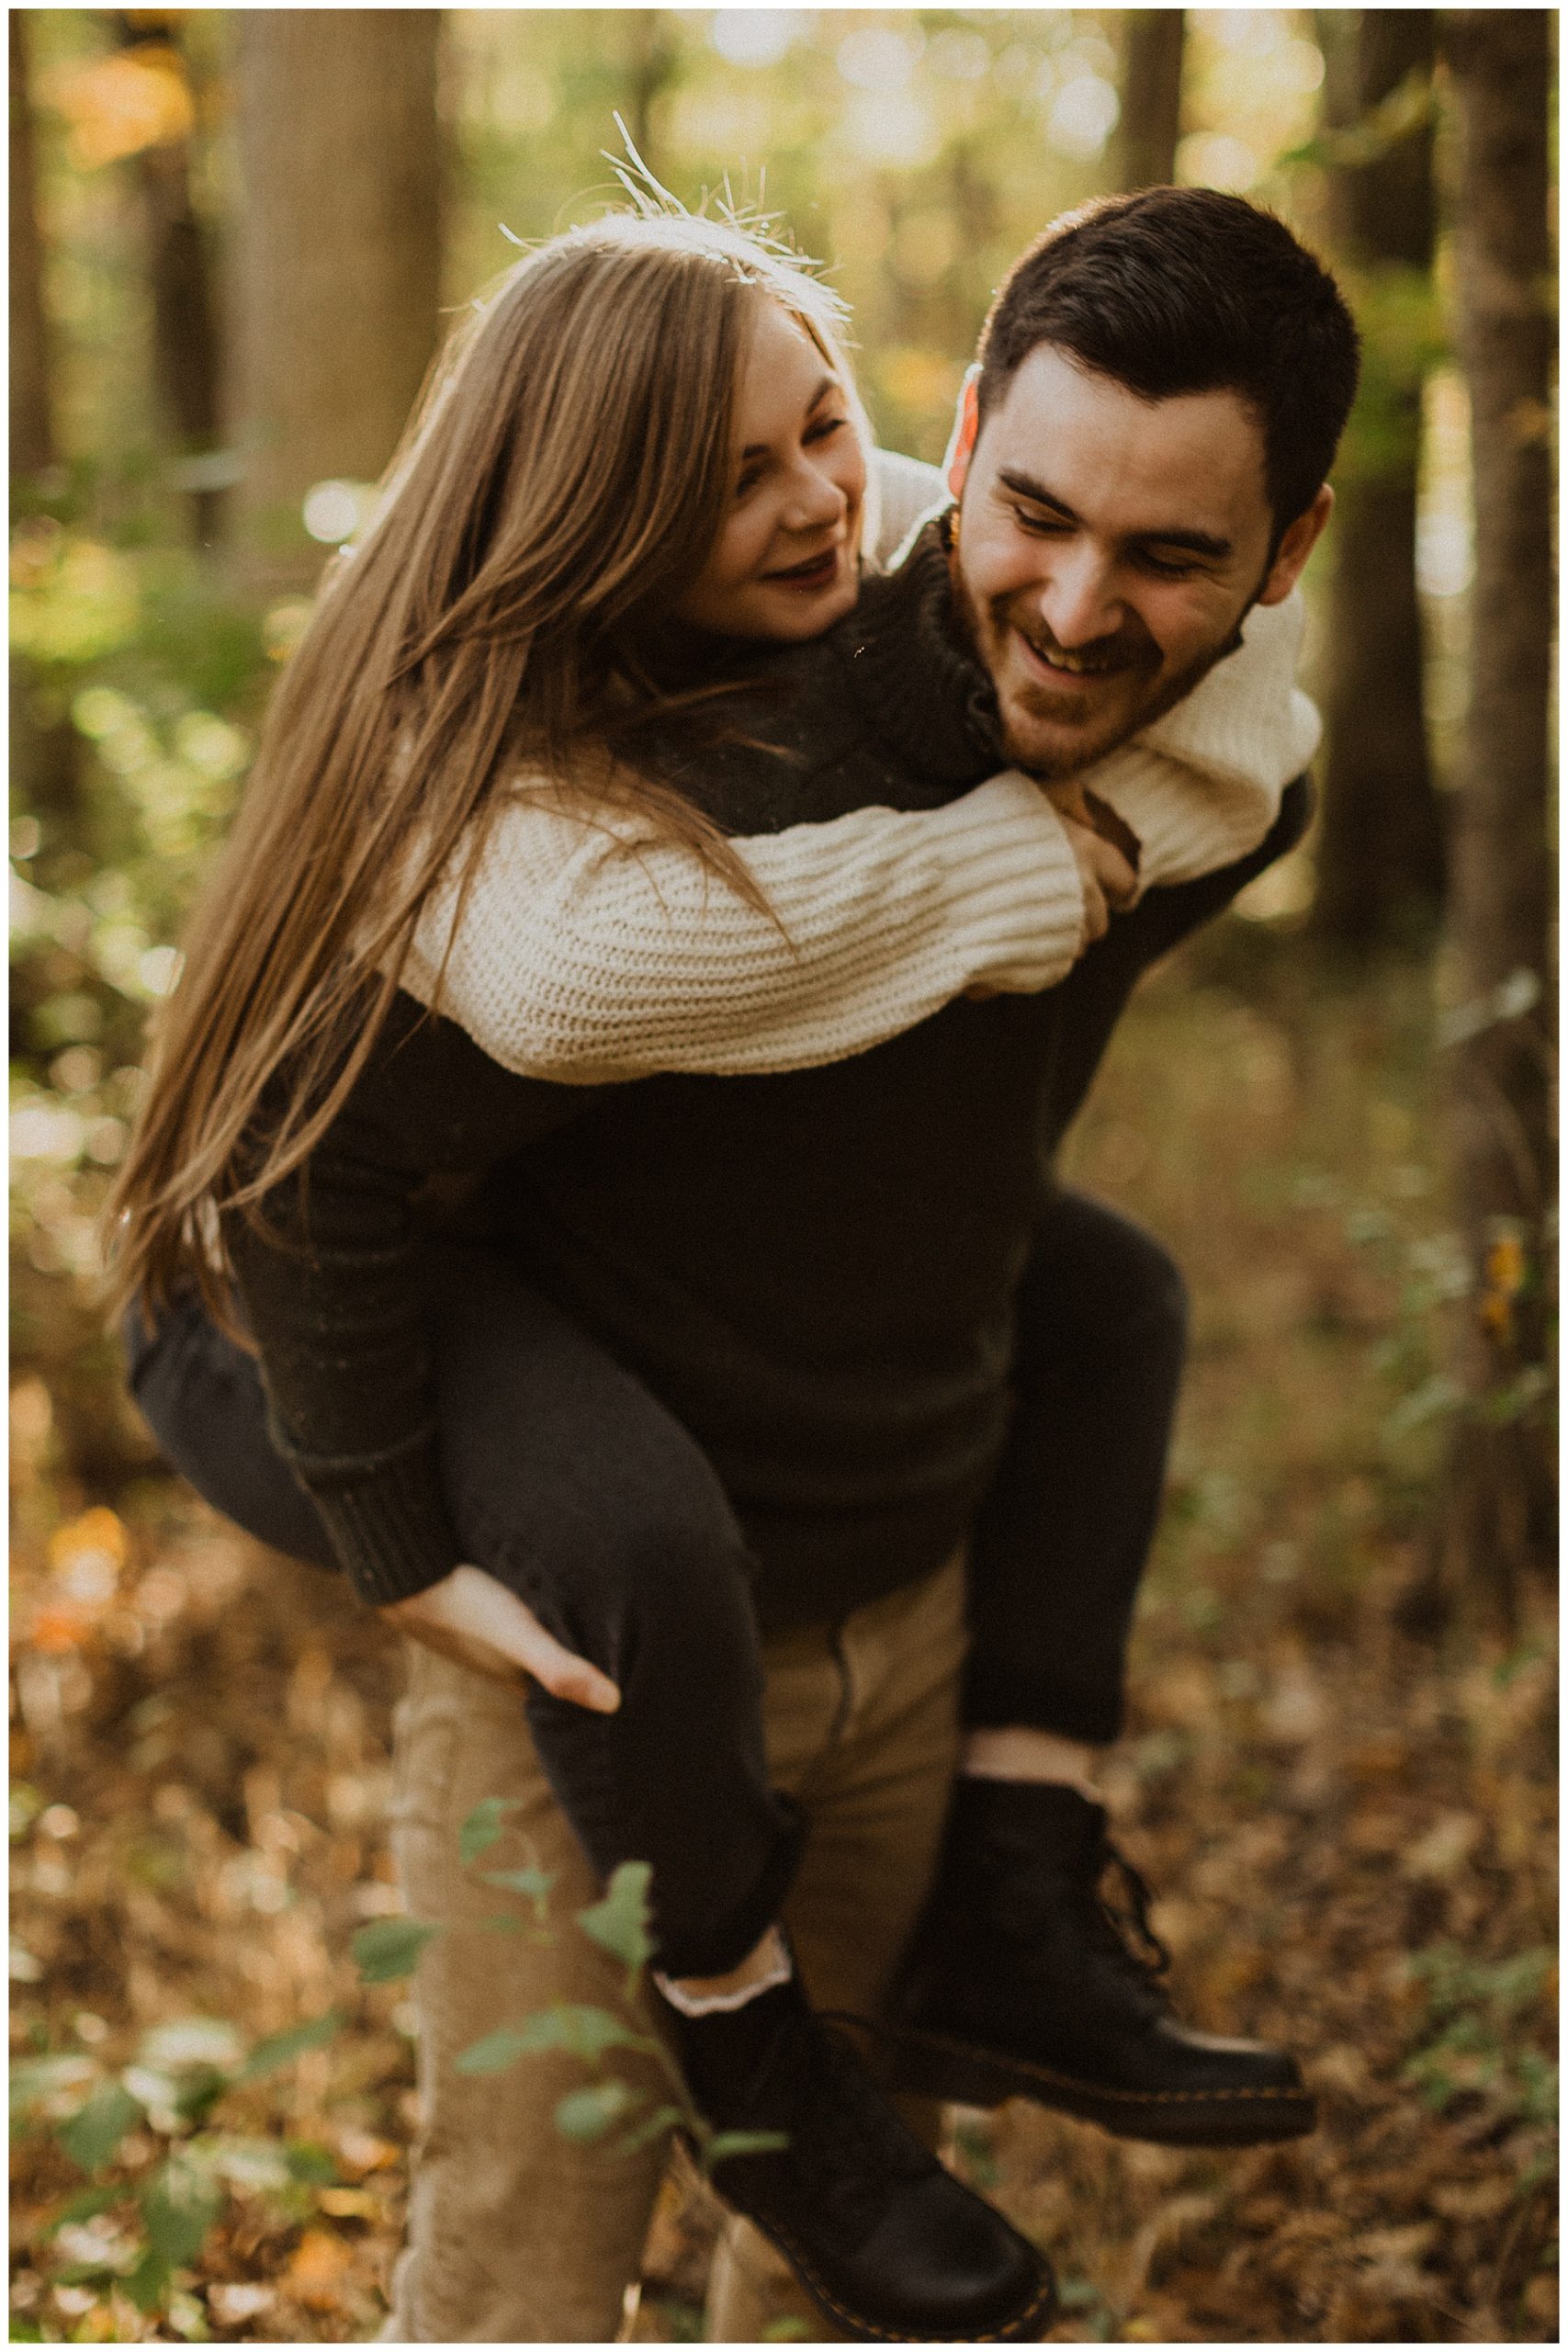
[829,516,1007,786]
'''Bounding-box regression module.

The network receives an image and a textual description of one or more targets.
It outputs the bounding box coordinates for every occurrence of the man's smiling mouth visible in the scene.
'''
[1011,628,1135,684]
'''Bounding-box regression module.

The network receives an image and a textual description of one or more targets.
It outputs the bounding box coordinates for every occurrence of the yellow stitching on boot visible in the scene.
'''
[902,2026,1314,2106]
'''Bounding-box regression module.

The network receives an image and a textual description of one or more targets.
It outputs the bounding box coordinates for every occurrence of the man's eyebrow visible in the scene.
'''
[997,467,1233,560]
[741,375,835,461]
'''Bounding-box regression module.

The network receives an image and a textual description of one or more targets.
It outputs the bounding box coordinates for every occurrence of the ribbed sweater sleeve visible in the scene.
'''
[401,774,1087,1081]
[1076,590,1319,895]
[400,585,1317,1081]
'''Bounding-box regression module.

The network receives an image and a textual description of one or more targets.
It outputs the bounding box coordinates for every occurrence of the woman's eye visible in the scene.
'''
[806,414,847,446]
[736,468,764,499]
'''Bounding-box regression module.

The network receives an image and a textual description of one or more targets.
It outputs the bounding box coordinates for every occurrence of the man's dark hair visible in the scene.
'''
[976,187,1361,533]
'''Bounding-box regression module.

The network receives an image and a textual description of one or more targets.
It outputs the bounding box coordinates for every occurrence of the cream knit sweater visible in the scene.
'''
[399,453,1318,1083]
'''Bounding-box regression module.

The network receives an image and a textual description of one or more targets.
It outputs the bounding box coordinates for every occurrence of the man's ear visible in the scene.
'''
[943,365,982,500]
[1255,485,1334,606]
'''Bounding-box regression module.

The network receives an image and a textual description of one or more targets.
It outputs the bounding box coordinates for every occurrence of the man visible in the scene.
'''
[168,190,1359,2336]
[368,188,1358,2338]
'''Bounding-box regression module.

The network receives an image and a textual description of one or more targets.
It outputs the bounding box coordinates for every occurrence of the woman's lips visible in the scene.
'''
[765,547,841,592]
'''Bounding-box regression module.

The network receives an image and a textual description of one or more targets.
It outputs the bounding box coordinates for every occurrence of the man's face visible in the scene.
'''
[950,345,1329,777]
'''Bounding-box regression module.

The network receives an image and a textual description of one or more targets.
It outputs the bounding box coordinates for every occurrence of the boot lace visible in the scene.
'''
[1086,1832,1172,1991]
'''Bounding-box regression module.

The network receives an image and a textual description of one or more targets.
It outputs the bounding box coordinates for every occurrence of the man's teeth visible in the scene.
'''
[1031,642,1117,675]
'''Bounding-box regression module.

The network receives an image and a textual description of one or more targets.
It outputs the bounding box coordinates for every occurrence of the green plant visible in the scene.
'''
[1401,1941,1558,2130]
[353,1804,787,2181]
[10,2008,342,2324]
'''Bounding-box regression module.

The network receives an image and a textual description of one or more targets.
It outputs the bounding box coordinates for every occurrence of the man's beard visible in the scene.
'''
[951,562,1247,781]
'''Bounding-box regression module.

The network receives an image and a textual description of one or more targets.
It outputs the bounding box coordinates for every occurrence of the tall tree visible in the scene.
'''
[1312,10,1446,947]
[231,9,444,584]
[1438,11,1555,1608]
[1113,13,1185,192]
[10,12,56,480]
[623,9,678,174]
[115,14,226,546]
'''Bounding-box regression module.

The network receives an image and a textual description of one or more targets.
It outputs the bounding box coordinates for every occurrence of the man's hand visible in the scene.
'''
[381,1564,621,1712]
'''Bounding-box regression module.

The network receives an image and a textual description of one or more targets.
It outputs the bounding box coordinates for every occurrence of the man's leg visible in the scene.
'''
[887,1194,1314,2145]
[386,1643,671,2342]
[705,1555,968,2343]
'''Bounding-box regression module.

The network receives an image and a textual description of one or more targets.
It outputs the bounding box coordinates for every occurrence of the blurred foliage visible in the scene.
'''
[9,4,1481,1344]
[10,13,1552,2341]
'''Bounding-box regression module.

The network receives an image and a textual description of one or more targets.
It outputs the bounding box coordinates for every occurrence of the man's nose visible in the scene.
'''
[1034,546,1121,648]
[781,458,847,533]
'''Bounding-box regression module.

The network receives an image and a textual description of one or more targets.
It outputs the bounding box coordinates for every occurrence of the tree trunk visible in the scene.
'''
[231,9,444,585]
[10,12,56,480]
[1114,13,1185,192]
[115,17,226,546]
[623,10,677,176]
[1438,10,1555,1609]
[1312,8,1446,948]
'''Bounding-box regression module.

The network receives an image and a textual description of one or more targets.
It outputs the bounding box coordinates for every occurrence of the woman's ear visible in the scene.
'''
[943,366,982,500]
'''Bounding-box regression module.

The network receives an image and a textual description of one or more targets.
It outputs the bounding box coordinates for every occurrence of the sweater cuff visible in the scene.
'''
[936,772,1087,990]
[299,1439,465,1607]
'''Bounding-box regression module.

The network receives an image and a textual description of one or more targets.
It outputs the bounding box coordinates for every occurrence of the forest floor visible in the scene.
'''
[10,941,1557,2344]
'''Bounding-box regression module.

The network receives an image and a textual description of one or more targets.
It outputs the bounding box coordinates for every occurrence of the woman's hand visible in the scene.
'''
[381,1565,621,1712]
[1048,784,1141,945]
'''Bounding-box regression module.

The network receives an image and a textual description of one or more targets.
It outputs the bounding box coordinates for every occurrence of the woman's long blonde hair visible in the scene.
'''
[106,208,859,1326]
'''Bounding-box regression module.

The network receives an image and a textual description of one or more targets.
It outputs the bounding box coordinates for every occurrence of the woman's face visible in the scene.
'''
[673,297,868,642]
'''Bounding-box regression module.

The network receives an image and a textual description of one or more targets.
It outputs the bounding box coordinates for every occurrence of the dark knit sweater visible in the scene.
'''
[225,526,1310,1620]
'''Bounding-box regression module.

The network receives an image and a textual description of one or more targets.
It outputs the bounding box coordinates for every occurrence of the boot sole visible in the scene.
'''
[886,2024,1319,2149]
[739,2211,1058,2344]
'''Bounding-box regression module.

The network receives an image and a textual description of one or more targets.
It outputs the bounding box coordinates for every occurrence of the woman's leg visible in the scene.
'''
[123,1296,340,1569]
[125,1257,801,1976]
[962,1189,1188,1747]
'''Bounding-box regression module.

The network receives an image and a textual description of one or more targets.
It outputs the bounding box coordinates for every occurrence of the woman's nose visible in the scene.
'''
[781,458,847,533]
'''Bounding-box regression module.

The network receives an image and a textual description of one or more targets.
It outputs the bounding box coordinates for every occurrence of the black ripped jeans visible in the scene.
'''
[125,1189,1185,1975]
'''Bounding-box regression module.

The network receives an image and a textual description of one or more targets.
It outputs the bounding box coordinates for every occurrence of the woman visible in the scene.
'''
[111,204,1310,2341]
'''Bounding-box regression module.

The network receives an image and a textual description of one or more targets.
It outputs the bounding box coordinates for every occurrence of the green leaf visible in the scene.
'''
[459,1795,522,1864]
[617,2102,686,2154]
[11,2052,96,2126]
[702,2128,789,2172]
[139,2155,223,2267]
[554,2080,637,2141]
[284,2140,340,2185]
[454,2026,539,2076]
[575,1862,656,1972]
[528,2004,648,2062]
[351,1917,442,1983]
[39,2184,128,2237]
[457,2003,650,2075]
[238,2009,341,2081]
[171,2064,230,2123]
[762,2321,816,2341]
[138,2018,243,2074]
[57,2081,143,2173]
[167,2285,213,2340]
[121,2246,174,2313]
[480,1865,556,1900]
[198,2133,297,2194]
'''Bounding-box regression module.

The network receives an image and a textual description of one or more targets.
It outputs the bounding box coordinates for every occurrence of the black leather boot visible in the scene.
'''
[884,1779,1316,2147]
[657,1970,1055,2342]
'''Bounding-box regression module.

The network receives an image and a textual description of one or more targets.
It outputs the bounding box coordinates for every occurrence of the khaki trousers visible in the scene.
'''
[384,1554,967,2343]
